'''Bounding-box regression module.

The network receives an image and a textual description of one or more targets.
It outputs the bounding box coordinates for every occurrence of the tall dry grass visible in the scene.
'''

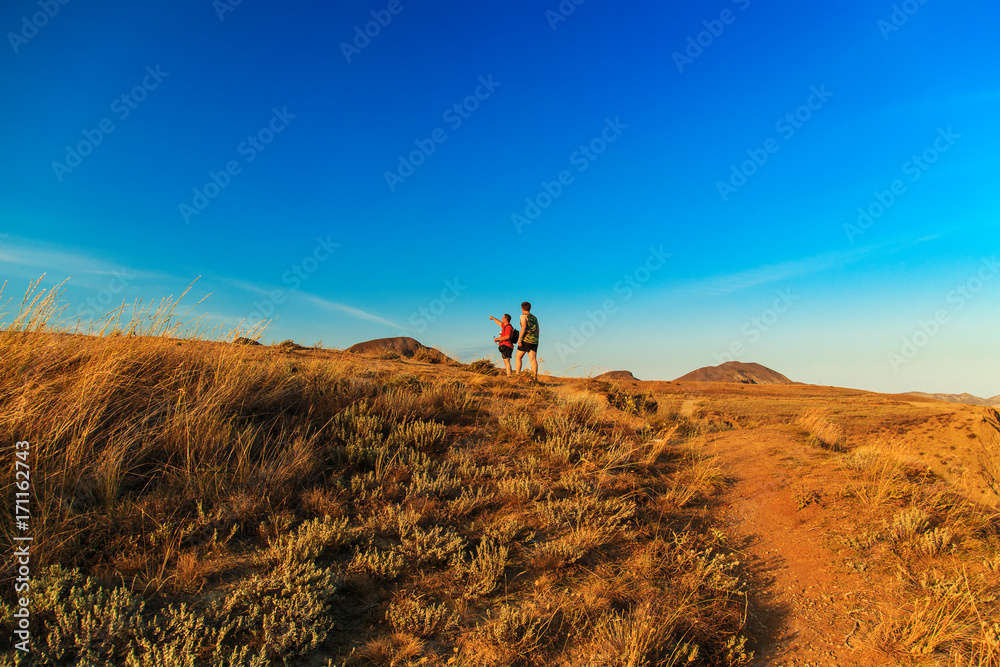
[796,408,845,451]
[978,409,1000,499]
[836,435,1000,665]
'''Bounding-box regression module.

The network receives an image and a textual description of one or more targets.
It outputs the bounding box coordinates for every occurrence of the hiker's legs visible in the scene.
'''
[515,349,525,373]
[528,350,538,376]
[499,346,513,376]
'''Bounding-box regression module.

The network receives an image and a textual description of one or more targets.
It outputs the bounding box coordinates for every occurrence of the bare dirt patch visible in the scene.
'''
[704,426,893,665]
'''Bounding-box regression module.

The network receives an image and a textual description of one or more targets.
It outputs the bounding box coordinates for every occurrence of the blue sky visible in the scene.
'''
[1,0,998,396]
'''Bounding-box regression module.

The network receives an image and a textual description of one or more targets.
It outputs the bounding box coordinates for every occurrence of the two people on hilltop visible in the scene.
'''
[490,301,539,377]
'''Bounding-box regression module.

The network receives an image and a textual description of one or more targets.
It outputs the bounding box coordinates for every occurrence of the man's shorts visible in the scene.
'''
[498,344,513,359]
[518,342,538,353]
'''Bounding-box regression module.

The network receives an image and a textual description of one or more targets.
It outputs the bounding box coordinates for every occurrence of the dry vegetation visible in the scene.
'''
[834,436,1000,664]
[0,281,754,666]
[603,380,1000,665]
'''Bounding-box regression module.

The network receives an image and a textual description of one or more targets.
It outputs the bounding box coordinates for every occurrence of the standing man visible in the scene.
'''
[489,313,515,376]
[516,301,539,377]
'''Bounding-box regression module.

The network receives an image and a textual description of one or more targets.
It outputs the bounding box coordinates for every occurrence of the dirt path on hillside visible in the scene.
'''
[704,426,891,667]
[679,398,700,418]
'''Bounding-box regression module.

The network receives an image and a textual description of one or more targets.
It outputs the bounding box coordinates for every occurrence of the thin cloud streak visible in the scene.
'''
[663,236,943,299]
[0,237,171,283]
[218,276,405,331]
[299,294,404,330]
[687,246,874,296]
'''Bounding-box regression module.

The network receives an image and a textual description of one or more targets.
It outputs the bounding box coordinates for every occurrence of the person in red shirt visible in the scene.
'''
[489,313,514,376]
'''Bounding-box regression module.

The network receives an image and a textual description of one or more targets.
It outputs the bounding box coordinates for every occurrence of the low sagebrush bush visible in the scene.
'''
[466,604,542,663]
[605,387,658,416]
[126,604,266,667]
[463,539,509,598]
[269,516,353,563]
[221,559,339,660]
[399,524,465,567]
[892,507,931,540]
[918,527,954,556]
[348,543,406,579]
[29,565,146,665]
[387,597,459,637]
[498,412,533,439]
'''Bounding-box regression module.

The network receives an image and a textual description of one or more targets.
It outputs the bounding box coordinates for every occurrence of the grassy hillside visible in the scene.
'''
[2,281,999,666]
[0,287,752,666]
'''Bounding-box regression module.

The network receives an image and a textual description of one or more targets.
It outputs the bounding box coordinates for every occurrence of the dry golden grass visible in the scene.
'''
[796,408,845,451]
[0,279,753,666]
[829,435,1000,665]
[979,411,1000,498]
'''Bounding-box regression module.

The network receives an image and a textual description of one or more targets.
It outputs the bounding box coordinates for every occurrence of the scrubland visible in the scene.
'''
[1,280,998,666]
[0,282,750,666]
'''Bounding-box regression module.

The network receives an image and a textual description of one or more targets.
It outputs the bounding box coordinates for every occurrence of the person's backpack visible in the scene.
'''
[509,327,519,345]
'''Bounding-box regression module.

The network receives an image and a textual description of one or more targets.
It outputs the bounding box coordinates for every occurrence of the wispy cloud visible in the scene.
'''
[299,294,404,330]
[685,246,873,296]
[0,236,171,284]
[222,278,272,298]
[217,275,406,330]
[680,236,944,297]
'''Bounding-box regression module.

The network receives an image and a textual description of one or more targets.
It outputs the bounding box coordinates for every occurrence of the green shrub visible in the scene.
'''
[221,559,339,660]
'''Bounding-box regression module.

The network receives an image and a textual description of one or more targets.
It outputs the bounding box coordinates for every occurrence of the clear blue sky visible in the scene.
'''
[1,0,998,396]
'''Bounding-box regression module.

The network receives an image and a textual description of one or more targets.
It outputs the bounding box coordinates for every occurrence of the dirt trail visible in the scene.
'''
[679,398,700,418]
[704,426,892,667]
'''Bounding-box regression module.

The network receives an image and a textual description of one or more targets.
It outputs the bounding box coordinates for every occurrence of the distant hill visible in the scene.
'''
[675,361,795,385]
[905,391,1000,408]
[346,337,456,363]
[593,370,639,381]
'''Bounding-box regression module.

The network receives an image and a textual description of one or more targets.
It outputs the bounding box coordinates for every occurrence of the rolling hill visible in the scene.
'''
[674,361,795,385]
[906,391,1000,407]
[346,336,456,363]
